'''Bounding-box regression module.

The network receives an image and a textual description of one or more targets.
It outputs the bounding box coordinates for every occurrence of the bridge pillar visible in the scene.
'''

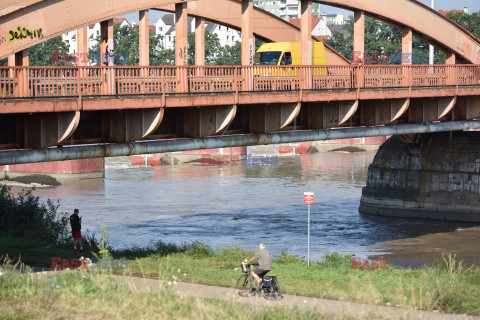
[300,0,312,66]
[360,132,480,222]
[139,10,150,66]
[446,52,456,65]
[353,10,365,64]
[241,0,254,66]
[100,19,114,95]
[8,50,29,97]
[195,17,205,66]
[175,3,188,66]
[401,28,412,65]
[77,27,88,66]
[100,20,114,66]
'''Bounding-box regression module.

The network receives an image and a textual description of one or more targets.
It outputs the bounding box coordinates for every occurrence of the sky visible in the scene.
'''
[122,0,480,25]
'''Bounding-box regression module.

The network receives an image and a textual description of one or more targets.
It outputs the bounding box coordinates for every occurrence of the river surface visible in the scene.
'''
[16,152,477,261]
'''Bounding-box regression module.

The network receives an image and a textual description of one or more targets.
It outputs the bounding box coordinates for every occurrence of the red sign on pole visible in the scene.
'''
[304,192,314,204]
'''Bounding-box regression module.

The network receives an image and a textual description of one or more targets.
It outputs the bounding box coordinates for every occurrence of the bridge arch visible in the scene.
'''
[315,0,480,64]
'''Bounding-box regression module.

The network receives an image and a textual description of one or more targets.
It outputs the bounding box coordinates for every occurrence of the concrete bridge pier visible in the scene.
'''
[359,131,480,222]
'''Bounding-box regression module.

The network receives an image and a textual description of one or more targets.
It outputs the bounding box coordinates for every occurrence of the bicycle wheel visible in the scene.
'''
[236,274,255,297]
[262,279,282,300]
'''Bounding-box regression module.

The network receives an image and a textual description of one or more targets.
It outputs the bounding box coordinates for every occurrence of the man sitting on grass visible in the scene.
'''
[70,209,84,252]
[245,243,272,287]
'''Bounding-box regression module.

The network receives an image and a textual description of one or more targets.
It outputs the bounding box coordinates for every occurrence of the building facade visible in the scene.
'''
[254,0,321,20]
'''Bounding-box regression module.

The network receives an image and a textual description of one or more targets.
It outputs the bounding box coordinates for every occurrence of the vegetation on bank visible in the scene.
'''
[0,265,338,320]
[1,184,480,316]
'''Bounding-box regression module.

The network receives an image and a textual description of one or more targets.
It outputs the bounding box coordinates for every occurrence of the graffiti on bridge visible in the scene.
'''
[8,26,43,43]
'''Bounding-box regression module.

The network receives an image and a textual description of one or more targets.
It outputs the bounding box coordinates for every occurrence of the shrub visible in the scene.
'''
[0,185,69,245]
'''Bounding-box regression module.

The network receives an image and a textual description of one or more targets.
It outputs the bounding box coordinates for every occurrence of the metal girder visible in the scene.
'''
[109,108,165,143]
[2,120,480,166]
[0,0,192,60]
[249,103,301,133]
[183,105,237,137]
[316,0,480,64]
[23,111,80,148]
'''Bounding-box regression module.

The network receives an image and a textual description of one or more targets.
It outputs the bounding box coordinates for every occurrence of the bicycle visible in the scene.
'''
[236,262,281,300]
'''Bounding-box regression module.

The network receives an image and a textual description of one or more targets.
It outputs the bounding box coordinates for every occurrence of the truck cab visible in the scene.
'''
[254,42,327,66]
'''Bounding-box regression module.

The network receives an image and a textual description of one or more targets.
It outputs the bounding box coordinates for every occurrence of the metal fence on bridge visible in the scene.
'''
[1,65,480,99]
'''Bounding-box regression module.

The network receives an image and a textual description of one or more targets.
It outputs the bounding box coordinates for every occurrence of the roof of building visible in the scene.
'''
[438,9,465,16]
[113,17,130,27]
[328,24,350,38]
[164,14,195,35]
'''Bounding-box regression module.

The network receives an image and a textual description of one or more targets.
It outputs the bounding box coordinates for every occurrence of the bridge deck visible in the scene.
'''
[0,65,480,114]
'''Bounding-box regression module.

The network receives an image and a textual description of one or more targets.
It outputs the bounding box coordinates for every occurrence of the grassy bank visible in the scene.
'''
[110,244,480,316]
[2,238,480,315]
[0,265,340,320]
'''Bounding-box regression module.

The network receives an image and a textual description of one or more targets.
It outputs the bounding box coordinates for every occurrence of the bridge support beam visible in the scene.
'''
[139,10,150,66]
[183,105,237,137]
[353,10,365,64]
[360,99,411,125]
[109,109,165,143]
[23,112,81,148]
[401,28,412,65]
[175,3,188,66]
[300,0,312,66]
[307,101,358,129]
[250,103,301,133]
[360,131,480,222]
[195,17,205,66]
[407,98,457,122]
[241,0,254,66]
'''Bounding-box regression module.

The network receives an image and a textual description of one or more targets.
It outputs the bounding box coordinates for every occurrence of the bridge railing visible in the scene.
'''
[0,65,479,99]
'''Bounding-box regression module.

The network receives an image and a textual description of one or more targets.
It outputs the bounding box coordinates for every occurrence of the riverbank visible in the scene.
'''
[3,238,480,316]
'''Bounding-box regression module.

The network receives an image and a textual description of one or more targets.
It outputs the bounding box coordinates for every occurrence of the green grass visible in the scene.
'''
[0,265,350,320]
[3,238,480,316]
[112,245,480,316]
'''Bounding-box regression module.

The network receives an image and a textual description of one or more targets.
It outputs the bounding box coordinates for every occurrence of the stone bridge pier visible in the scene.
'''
[359,131,480,222]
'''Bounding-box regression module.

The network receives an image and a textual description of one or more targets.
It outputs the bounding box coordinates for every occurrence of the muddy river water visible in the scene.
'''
[16,152,480,262]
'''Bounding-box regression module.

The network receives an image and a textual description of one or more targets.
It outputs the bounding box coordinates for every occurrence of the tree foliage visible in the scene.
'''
[90,24,167,66]
[326,12,480,65]
[29,36,75,66]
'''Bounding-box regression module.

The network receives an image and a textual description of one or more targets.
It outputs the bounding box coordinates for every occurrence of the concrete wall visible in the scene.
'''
[359,132,480,222]
[1,158,105,185]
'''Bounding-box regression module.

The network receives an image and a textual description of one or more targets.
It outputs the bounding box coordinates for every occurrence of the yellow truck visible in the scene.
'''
[254,42,328,66]
[252,42,328,90]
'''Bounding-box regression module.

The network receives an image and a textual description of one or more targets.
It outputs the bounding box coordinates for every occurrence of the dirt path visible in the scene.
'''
[117,275,479,320]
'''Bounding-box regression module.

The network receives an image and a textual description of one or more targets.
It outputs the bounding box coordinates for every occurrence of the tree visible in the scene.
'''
[0,58,7,66]
[446,11,480,40]
[29,36,75,66]
[325,15,448,65]
[187,31,222,65]
[90,24,167,66]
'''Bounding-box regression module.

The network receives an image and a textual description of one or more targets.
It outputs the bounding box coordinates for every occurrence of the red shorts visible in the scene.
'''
[72,231,82,239]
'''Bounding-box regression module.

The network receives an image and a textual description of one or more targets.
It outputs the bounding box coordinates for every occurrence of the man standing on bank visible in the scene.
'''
[245,243,272,286]
[70,209,84,252]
